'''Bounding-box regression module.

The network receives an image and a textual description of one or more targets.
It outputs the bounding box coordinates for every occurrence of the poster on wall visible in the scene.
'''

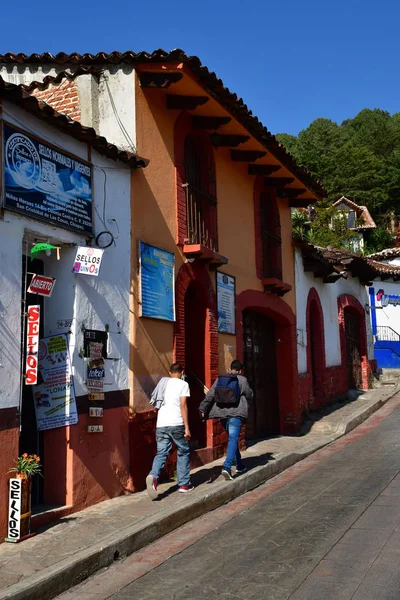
[3,124,93,235]
[139,242,175,322]
[217,272,236,334]
[32,334,78,431]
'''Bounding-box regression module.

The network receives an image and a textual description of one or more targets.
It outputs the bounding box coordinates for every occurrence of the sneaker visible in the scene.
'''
[221,468,234,481]
[235,466,247,475]
[146,475,159,500]
[178,484,195,493]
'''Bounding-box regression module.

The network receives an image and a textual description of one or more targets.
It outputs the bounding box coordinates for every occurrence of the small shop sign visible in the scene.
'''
[88,425,103,433]
[89,407,103,418]
[88,393,105,401]
[73,246,104,277]
[6,479,22,541]
[87,379,104,392]
[25,305,40,385]
[27,274,56,297]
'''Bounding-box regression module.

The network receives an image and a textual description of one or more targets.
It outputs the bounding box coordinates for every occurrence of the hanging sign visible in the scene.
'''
[139,242,175,322]
[32,334,78,431]
[73,246,104,277]
[25,305,40,385]
[216,272,236,334]
[6,479,22,542]
[3,124,93,235]
[27,274,56,297]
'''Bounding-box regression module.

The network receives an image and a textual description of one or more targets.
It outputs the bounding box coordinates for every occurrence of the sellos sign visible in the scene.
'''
[27,274,56,297]
[26,305,40,385]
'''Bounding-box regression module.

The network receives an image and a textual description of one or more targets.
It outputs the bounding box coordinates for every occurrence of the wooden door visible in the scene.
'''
[344,310,362,389]
[243,310,279,438]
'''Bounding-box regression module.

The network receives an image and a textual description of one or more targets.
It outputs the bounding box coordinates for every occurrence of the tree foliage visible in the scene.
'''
[292,208,360,251]
[277,109,400,217]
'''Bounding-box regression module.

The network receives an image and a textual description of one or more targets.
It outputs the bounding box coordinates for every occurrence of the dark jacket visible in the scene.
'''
[199,373,253,420]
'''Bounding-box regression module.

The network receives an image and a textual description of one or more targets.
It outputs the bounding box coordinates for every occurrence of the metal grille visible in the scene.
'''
[184,183,218,251]
[260,190,282,279]
[376,326,400,342]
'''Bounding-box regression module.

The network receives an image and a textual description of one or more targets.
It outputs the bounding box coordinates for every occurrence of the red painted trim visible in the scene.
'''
[337,294,369,389]
[235,290,299,433]
[305,288,326,408]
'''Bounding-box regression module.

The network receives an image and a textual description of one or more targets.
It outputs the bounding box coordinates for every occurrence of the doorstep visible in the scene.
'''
[0,385,398,600]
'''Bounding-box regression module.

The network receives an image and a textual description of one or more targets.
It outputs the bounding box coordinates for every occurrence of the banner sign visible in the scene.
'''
[6,479,22,541]
[73,246,104,277]
[3,124,93,235]
[26,305,40,385]
[27,274,56,297]
[217,272,236,334]
[139,242,175,322]
[32,334,78,431]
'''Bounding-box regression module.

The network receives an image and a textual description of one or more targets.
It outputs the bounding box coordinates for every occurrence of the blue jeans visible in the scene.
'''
[221,417,244,472]
[150,426,191,487]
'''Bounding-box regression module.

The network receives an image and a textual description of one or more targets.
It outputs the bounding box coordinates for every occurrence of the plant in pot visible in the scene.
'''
[9,454,42,538]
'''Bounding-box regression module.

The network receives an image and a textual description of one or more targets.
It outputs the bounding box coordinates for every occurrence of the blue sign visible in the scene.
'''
[3,124,93,234]
[140,242,175,321]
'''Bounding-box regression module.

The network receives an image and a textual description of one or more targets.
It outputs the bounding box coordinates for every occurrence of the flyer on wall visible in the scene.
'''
[139,242,175,321]
[32,334,78,431]
[217,271,236,334]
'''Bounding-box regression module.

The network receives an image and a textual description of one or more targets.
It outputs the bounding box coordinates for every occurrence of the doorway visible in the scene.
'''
[242,309,280,438]
[20,255,45,506]
[344,309,362,389]
[308,298,325,406]
[184,281,207,449]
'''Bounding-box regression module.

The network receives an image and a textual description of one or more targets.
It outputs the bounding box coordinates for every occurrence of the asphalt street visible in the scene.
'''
[59,403,400,600]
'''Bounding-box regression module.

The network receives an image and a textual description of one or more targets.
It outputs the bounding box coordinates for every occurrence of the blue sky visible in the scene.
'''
[1,0,399,135]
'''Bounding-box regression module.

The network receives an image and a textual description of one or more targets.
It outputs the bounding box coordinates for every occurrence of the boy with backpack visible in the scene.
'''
[199,359,253,480]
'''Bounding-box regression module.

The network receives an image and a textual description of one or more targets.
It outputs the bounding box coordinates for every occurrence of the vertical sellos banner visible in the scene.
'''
[25,305,40,385]
[139,242,175,321]
[6,479,22,541]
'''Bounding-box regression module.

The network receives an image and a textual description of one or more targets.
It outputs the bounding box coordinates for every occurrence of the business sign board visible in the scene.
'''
[26,305,40,385]
[89,407,103,417]
[88,425,103,433]
[72,246,104,277]
[216,272,236,334]
[27,274,56,297]
[139,242,175,321]
[32,334,78,431]
[3,124,93,235]
[377,289,400,307]
[6,479,22,542]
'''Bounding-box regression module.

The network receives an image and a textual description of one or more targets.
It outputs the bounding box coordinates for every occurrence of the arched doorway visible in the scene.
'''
[306,288,326,409]
[184,281,207,449]
[242,310,279,438]
[344,308,362,389]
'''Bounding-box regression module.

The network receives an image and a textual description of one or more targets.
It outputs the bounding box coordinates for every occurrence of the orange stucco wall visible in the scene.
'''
[131,71,297,407]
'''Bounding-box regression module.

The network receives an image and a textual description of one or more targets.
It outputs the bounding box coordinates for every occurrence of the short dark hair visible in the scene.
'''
[169,362,183,374]
[231,359,243,371]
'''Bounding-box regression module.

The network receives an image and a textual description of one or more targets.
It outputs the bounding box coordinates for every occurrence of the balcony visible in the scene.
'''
[183,183,228,267]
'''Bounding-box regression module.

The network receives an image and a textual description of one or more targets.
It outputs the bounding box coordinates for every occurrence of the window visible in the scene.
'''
[260,188,282,280]
[184,135,218,251]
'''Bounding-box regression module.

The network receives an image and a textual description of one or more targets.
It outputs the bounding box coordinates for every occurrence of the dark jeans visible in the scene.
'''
[221,417,244,471]
[149,426,191,486]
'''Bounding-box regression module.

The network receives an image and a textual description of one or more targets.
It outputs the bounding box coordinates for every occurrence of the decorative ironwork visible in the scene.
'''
[184,183,218,251]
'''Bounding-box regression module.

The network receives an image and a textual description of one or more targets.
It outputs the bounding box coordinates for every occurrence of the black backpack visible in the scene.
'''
[214,374,241,407]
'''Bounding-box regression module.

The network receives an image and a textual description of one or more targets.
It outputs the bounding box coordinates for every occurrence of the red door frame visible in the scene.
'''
[236,290,299,434]
[306,288,326,409]
[337,294,369,390]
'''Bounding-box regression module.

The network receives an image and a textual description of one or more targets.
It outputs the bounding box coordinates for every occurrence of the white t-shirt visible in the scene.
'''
[156,378,190,428]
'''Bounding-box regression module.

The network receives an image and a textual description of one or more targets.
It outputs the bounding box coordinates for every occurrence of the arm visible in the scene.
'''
[242,378,253,402]
[199,379,217,417]
[180,396,191,439]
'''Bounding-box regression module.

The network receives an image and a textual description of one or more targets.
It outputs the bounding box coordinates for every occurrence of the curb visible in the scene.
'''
[1,387,398,600]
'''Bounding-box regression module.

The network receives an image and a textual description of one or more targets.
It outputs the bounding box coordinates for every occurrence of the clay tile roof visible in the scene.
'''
[0,49,324,197]
[332,196,376,229]
[366,247,400,261]
[0,76,148,169]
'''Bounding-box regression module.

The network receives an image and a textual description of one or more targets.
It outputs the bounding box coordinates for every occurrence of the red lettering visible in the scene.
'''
[28,306,40,322]
[26,368,37,385]
[26,356,37,368]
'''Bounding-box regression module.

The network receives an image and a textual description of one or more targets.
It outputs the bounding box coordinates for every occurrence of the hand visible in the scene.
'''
[184,429,191,440]
[200,413,204,419]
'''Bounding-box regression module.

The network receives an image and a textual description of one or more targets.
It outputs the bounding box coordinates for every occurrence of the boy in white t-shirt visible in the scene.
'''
[146,363,194,499]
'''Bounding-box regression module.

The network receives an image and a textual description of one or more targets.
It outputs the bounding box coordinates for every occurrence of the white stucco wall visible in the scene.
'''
[295,249,373,374]
[0,101,131,409]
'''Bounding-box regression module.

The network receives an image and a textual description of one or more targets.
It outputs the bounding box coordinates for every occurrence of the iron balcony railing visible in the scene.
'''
[184,183,218,252]
[375,325,400,342]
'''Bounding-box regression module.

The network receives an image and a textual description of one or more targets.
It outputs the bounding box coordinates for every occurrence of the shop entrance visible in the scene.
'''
[243,309,279,438]
[20,255,45,507]
[344,309,362,389]
[184,281,207,449]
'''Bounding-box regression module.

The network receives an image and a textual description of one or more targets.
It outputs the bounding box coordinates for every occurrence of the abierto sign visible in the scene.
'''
[27,274,56,297]
[26,305,40,385]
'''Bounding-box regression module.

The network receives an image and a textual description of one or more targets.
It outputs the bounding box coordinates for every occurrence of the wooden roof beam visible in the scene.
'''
[282,188,307,198]
[211,134,250,148]
[264,177,295,187]
[231,150,267,162]
[166,95,209,110]
[248,164,281,176]
[192,116,231,130]
[139,72,183,88]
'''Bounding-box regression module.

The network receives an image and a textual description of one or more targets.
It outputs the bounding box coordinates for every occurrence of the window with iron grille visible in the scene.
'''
[260,188,282,279]
[184,135,218,252]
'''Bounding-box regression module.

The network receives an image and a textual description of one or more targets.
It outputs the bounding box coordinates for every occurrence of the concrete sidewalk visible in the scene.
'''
[0,386,398,600]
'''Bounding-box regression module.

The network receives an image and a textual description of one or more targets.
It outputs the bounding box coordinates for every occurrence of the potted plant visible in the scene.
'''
[9,454,42,538]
